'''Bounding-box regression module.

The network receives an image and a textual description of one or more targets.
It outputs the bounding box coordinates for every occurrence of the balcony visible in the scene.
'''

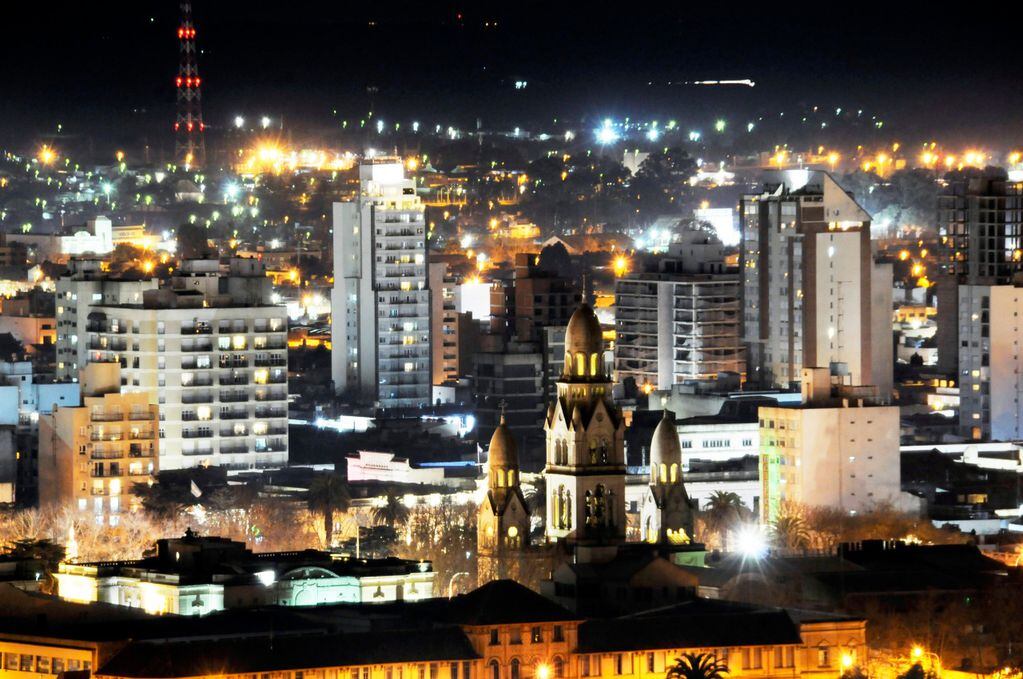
[219,356,248,369]
[182,341,214,352]
[129,443,154,457]
[254,408,286,419]
[219,428,248,438]
[182,376,214,388]
[220,410,248,420]
[181,392,214,404]
[91,432,123,442]
[180,324,213,335]
[91,412,124,422]
[219,391,249,403]
[254,390,286,402]
[254,339,287,350]
[254,356,287,367]
[182,430,213,439]
[219,375,250,386]
[219,444,249,455]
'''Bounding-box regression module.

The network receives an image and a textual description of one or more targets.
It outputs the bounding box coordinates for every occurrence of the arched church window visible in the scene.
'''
[496,469,505,488]
[489,661,500,679]
[598,439,609,464]
[553,657,565,679]
[575,353,585,377]
[588,439,597,464]
[590,352,599,376]
[659,464,667,484]
[507,470,516,486]
[670,463,678,483]
[584,490,594,526]
[511,659,520,679]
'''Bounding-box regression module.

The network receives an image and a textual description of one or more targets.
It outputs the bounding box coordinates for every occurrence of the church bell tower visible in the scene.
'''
[544,304,626,548]
[477,410,531,584]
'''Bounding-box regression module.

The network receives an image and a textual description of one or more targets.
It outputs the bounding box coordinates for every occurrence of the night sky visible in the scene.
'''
[3,2,1022,147]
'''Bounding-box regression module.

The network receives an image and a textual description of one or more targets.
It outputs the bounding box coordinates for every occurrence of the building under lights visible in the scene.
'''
[740,171,892,394]
[55,258,289,472]
[615,232,744,390]
[54,530,435,615]
[934,173,1023,439]
[331,160,431,410]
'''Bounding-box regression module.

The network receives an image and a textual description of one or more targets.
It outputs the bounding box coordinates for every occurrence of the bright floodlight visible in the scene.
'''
[261,115,271,129]
[715,119,726,132]
[735,524,767,559]
[596,121,619,145]
[234,115,244,129]
[646,128,659,142]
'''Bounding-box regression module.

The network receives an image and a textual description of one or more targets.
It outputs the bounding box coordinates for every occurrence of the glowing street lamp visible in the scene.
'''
[536,665,551,679]
[37,145,57,166]
[612,255,630,277]
[234,115,245,129]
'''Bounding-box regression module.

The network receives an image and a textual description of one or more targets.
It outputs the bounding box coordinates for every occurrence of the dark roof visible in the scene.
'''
[578,599,803,652]
[99,627,478,678]
[437,579,579,625]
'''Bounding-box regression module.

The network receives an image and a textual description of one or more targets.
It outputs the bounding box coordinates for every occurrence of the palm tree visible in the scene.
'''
[372,493,410,529]
[523,476,547,522]
[701,491,749,548]
[666,653,729,679]
[306,473,350,548]
[772,513,811,552]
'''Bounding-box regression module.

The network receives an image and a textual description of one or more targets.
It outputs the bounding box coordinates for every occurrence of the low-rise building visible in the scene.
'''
[55,530,435,615]
[759,367,920,523]
[38,363,158,521]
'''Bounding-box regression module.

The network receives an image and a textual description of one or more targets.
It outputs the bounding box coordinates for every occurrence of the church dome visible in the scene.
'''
[488,415,518,470]
[649,409,682,471]
[563,304,604,377]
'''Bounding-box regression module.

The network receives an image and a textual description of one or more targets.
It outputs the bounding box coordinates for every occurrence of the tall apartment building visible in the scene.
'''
[615,233,743,390]
[741,171,892,395]
[474,335,546,470]
[957,284,1023,440]
[56,259,289,471]
[429,257,460,386]
[490,252,581,343]
[38,362,159,522]
[55,260,159,381]
[758,368,915,523]
[331,160,431,409]
[934,176,1023,439]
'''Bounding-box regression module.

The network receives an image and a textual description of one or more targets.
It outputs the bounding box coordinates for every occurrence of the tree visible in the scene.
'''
[700,491,749,548]
[306,474,350,548]
[666,653,728,679]
[372,494,410,530]
[772,513,811,552]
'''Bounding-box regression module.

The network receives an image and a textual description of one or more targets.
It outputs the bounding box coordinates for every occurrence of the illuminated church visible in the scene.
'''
[477,304,701,593]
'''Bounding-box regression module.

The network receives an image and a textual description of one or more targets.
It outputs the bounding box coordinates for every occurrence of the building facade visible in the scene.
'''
[430,257,460,386]
[55,260,158,382]
[331,160,431,409]
[740,171,892,394]
[544,305,627,547]
[38,363,158,522]
[958,284,1023,440]
[58,259,289,471]
[758,368,915,523]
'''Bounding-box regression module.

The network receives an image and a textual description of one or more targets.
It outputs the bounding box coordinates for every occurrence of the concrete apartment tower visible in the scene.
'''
[740,170,892,395]
[331,160,431,410]
[55,258,290,471]
[935,173,1023,440]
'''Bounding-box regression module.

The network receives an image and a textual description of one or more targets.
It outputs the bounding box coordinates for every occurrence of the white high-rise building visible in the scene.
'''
[615,233,743,390]
[56,260,159,381]
[741,170,892,394]
[331,160,431,409]
[958,284,1023,441]
[56,259,289,471]
[758,368,918,523]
